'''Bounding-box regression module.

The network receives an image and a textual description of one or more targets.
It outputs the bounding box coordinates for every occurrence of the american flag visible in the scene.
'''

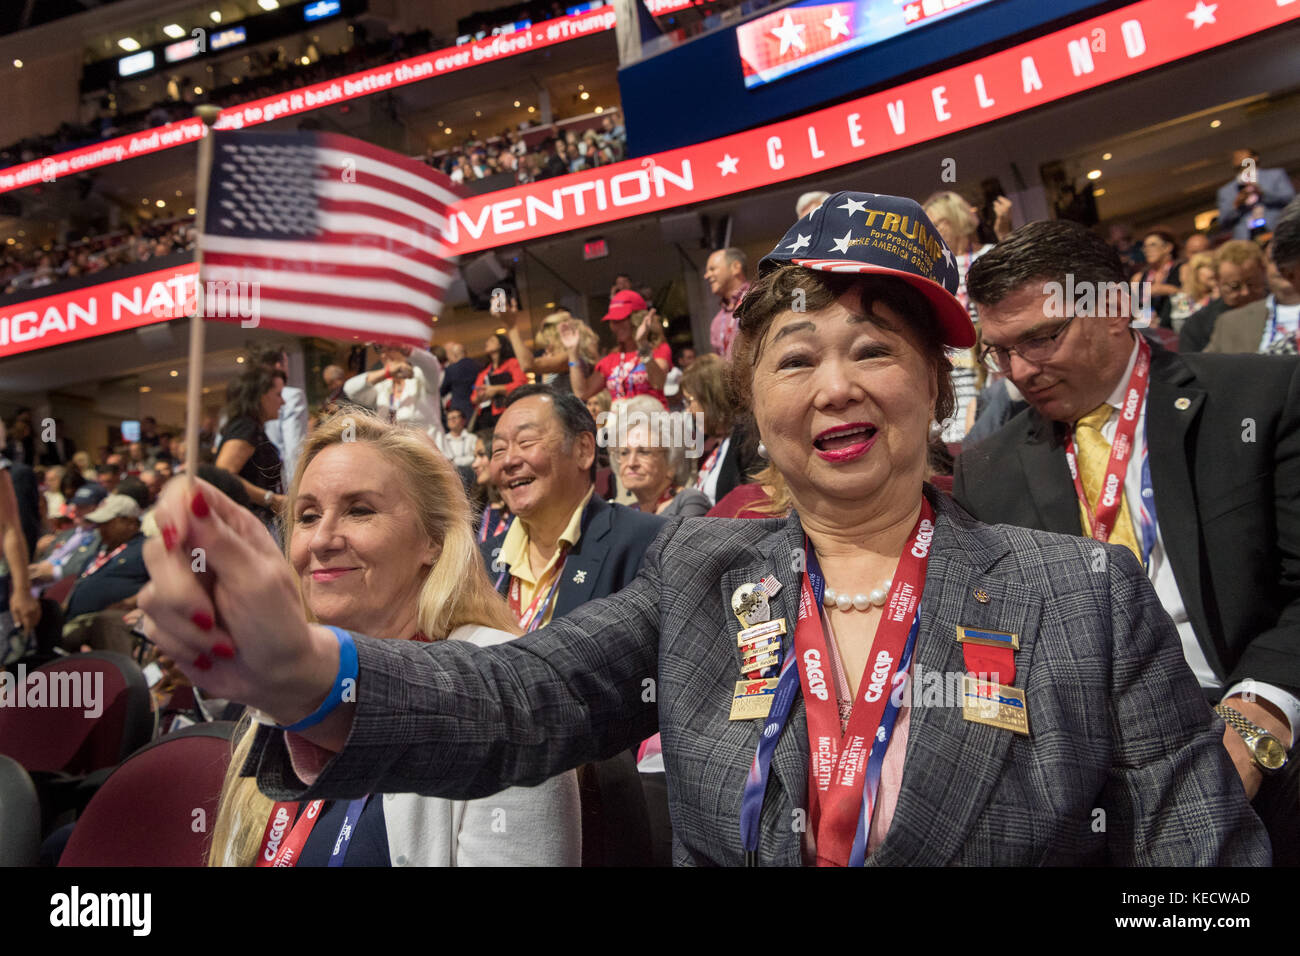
[198,130,463,346]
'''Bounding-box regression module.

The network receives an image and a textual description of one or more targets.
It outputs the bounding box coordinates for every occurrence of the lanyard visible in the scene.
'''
[739,500,933,867]
[508,544,569,631]
[696,442,723,490]
[81,542,127,578]
[327,796,371,868]
[1063,337,1154,564]
[255,799,325,867]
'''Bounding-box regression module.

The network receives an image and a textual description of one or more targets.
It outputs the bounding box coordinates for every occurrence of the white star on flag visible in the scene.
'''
[1186,1,1217,28]
[786,233,811,253]
[771,13,806,57]
[830,230,854,254]
[837,197,869,216]
[716,153,739,176]
[824,8,850,40]
[942,246,955,268]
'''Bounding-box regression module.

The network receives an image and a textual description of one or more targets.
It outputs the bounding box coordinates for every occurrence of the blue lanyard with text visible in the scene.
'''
[327,795,371,867]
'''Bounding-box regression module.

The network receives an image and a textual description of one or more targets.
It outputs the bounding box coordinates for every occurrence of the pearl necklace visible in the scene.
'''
[822,581,892,612]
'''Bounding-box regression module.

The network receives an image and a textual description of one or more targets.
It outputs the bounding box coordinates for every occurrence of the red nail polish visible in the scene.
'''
[191,488,209,518]
[193,653,212,671]
[191,610,214,631]
[211,642,235,660]
[162,525,177,551]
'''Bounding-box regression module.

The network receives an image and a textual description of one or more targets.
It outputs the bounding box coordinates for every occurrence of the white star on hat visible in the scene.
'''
[1186,1,1216,29]
[824,8,850,40]
[837,196,868,216]
[716,154,739,176]
[830,230,853,254]
[771,13,806,57]
[942,247,955,268]
[786,233,811,253]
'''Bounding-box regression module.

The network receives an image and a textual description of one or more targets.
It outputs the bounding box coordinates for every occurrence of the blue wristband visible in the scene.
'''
[277,626,358,733]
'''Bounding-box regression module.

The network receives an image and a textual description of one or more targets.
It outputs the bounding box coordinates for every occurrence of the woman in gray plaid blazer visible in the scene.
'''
[140,193,1268,865]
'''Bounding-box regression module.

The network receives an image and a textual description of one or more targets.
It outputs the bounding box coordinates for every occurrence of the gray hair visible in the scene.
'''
[611,395,691,486]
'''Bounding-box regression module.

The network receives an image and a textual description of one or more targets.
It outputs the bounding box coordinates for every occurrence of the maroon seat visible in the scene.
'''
[0,651,152,776]
[59,722,235,866]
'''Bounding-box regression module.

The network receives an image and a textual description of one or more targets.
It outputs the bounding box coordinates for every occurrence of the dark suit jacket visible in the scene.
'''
[1178,298,1228,354]
[953,345,1300,696]
[440,357,481,421]
[1204,299,1270,355]
[714,418,762,505]
[249,489,1267,865]
[478,493,665,621]
[65,534,149,620]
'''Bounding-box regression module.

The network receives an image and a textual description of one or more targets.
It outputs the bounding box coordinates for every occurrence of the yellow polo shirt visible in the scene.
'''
[498,488,593,628]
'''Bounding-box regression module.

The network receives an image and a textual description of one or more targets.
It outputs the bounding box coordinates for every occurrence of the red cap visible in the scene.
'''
[603,289,648,322]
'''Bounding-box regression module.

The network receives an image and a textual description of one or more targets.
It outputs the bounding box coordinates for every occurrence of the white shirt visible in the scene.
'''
[1098,338,1298,744]
[696,435,731,505]
[438,431,476,468]
[1258,296,1300,352]
[343,348,446,446]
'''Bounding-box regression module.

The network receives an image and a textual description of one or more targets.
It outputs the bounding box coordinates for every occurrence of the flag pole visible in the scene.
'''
[185,105,222,480]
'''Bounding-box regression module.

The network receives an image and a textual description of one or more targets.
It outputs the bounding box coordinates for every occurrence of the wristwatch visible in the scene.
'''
[1214,704,1289,773]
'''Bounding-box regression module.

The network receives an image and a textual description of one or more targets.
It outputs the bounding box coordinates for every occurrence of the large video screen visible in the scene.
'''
[738,0,999,88]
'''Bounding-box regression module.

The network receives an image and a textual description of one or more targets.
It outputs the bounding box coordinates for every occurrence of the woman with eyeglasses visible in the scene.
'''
[611,396,710,518]
[1132,229,1185,329]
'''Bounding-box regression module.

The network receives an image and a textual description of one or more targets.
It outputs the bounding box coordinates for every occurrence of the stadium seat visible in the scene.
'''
[0,651,152,776]
[0,754,41,866]
[58,721,235,867]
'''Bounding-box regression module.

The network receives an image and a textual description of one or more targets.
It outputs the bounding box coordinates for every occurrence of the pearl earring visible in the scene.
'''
[757,441,768,459]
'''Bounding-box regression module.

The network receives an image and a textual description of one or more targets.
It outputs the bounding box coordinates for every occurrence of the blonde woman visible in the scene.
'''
[206,411,580,867]
[501,305,600,392]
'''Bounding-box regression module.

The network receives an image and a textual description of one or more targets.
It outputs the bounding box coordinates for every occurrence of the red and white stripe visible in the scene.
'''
[199,132,463,346]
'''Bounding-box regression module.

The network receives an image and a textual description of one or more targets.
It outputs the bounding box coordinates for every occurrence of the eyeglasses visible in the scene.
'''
[1219,278,1265,294]
[977,316,1075,373]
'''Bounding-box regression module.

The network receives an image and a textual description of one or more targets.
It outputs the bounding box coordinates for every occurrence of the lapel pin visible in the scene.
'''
[572,570,587,584]
[973,589,989,604]
[1174,397,1191,410]
[731,583,771,628]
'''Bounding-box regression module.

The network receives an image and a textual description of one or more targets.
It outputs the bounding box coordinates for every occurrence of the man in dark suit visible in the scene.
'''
[39,418,76,467]
[954,220,1300,860]
[439,341,480,424]
[1217,147,1296,241]
[480,383,665,864]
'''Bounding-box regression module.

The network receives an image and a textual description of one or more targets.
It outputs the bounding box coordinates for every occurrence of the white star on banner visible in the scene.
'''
[903,4,921,23]
[716,154,739,176]
[837,197,869,216]
[824,8,851,40]
[786,233,811,253]
[1186,1,1217,28]
[771,13,806,57]
[830,230,854,254]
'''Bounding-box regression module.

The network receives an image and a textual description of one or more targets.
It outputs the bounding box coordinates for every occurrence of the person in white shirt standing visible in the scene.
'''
[254,347,310,486]
[344,344,446,450]
[437,408,476,468]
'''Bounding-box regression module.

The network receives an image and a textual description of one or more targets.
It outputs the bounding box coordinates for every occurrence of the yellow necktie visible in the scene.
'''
[1073,404,1142,562]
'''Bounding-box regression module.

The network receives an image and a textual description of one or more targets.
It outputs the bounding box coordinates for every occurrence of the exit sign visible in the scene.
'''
[583,238,608,260]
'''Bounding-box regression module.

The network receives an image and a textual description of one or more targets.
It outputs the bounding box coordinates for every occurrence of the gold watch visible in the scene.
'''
[1214,705,1289,773]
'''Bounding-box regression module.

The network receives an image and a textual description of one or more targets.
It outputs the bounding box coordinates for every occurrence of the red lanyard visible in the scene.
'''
[82,542,127,578]
[1063,337,1150,542]
[255,799,325,867]
[508,544,569,631]
[794,500,934,867]
[696,442,722,488]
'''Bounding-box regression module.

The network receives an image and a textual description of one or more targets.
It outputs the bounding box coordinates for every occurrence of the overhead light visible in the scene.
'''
[163,24,185,38]
[175,190,183,197]
[12,59,21,69]
[444,126,452,134]
[1093,188,1106,197]
[156,199,166,207]
[580,91,589,100]
[202,386,211,394]
[495,328,506,335]
[142,197,149,204]
[578,84,584,91]
[1210,119,1222,128]
[513,100,520,108]
[594,106,604,114]
[16,230,23,237]
[209,10,222,23]
[118,37,141,52]
[140,386,152,393]
[187,207,196,215]
[300,56,309,65]
[475,110,481,117]
[236,356,245,363]
[194,85,203,94]
[169,370,179,377]
[4,238,12,245]
[1086,169,1102,180]
[1102,152,1112,161]
[527,106,535,113]
[258,0,279,9]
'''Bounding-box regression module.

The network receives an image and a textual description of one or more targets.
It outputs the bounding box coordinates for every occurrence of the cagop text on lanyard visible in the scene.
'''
[739,498,934,867]
[1063,335,1158,568]
[255,796,372,867]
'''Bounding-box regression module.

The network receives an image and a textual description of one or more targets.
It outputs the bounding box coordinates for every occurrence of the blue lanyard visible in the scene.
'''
[738,545,920,864]
[326,795,371,867]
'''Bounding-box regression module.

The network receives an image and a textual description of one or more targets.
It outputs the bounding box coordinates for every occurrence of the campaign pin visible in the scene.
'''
[1174,397,1191,410]
[731,583,770,628]
[973,589,989,604]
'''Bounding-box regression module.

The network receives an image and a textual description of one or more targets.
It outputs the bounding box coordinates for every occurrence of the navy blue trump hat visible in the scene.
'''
[759,191,976,349]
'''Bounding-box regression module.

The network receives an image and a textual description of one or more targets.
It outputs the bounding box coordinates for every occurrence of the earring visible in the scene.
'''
[757,441,768,459]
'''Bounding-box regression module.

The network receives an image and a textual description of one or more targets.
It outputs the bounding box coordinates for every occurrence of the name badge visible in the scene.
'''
[961,676,1029,735]
[737,618,787,647]
[729,678,779,721]
[955,625,1020,650]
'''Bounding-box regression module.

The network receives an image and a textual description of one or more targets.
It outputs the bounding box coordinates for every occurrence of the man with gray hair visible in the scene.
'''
[704,247,749,360]
[795,190,831,219]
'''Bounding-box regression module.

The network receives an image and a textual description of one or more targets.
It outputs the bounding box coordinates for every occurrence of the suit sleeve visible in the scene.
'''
[1217,182,1242,230]
[248,524,676,802]
[343,372,377,407]
[1226,359,1300,694]
[1261,169,1297,208]
[1098,544,1270,865]
[279,387,309,482]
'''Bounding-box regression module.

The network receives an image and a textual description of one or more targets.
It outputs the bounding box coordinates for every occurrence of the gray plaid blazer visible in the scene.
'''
[250,489,1270,865]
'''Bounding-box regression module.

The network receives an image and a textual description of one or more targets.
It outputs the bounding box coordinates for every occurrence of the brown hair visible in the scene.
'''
[679,354,733,436]
[726,266,956,426]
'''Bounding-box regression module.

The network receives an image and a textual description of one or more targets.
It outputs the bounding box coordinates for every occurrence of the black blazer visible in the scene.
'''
[953,344,1300,695]
[479,493,666,620]
[714,418,762,505]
